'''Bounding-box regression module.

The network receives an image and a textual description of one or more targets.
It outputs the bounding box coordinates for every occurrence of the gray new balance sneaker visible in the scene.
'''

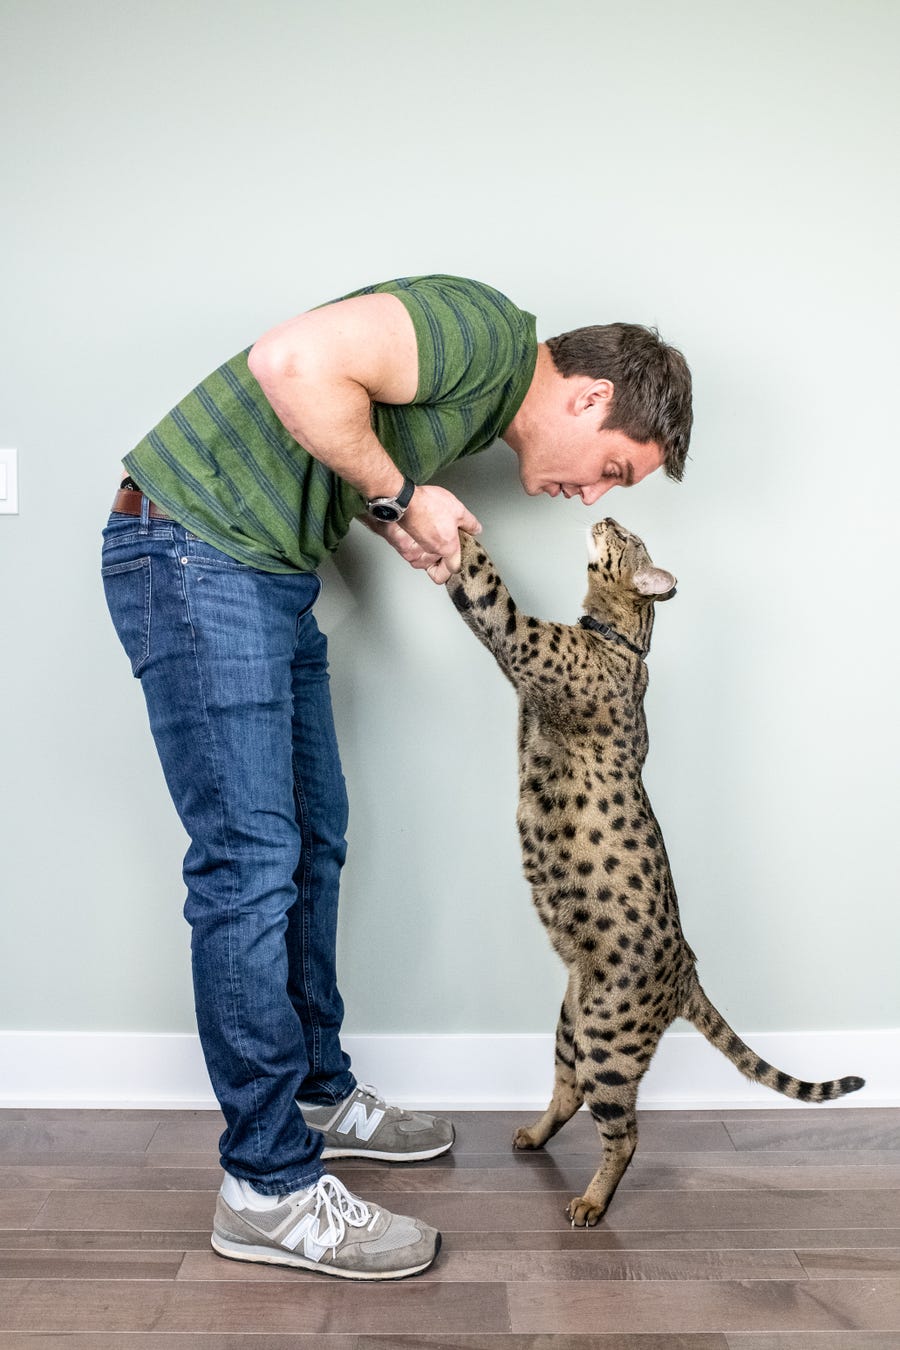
[212,1172,440,1280]
[298,1083,455,1162]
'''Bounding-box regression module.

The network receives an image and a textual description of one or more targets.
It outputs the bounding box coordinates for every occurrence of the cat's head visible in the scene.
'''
[586,518,677,605]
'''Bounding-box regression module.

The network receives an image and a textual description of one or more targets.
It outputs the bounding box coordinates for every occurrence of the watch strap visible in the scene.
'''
[388,476,415,510]
[365,475,416,517]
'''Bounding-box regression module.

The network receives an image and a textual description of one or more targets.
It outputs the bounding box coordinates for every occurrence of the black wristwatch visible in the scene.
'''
[365,475,416,523]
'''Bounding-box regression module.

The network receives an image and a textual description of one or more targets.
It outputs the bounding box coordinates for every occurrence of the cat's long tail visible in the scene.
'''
[682,974,865,1102]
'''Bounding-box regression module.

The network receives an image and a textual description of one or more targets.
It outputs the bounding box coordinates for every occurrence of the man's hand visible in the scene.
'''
[360,516,442,571]
[360,485,481,584]
[401,485,482,584]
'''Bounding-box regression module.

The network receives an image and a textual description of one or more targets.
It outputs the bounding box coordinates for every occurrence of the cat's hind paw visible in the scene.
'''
[512,1125,544,1150]
[567,1195,608,1227]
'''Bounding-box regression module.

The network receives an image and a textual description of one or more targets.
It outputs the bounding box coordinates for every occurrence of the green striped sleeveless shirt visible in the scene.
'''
[122,275,538,573]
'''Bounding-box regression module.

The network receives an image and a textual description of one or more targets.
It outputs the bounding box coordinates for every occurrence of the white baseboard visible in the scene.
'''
[0,1027,896,1110]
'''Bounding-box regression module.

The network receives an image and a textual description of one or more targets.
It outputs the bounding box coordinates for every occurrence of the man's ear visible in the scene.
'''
[575,378,614,414]
[633,567,677,598]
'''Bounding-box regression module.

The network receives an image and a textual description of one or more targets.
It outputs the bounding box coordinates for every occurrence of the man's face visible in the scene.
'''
[515,412,664,505]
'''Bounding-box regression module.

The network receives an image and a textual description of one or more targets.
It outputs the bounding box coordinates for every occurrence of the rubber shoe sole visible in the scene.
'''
[210,1228,441,1280]
[321,1128,455,1163]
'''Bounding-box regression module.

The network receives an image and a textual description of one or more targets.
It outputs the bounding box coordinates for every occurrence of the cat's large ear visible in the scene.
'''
[632,567,677,599]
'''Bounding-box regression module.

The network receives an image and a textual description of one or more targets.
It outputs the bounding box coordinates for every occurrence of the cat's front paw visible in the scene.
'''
[445,570,470,609]
[566,1195,608,1227]
[445,532,481,609]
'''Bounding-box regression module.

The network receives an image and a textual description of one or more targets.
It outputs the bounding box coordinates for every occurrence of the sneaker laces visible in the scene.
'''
[307,1175,376,1257]
[356,1082,415,1123]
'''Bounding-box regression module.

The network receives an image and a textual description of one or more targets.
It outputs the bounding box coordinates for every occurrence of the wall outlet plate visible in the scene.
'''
[0,449,18,514]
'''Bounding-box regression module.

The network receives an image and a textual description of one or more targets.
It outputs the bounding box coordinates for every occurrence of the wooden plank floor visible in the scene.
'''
[0,1106,899,1348]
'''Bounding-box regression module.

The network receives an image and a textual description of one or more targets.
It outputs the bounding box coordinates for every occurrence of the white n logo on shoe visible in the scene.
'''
[281,1212,336,1262]
[336,1101,386,1141]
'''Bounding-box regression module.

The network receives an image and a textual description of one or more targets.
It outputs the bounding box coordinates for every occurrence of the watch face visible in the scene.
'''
[371,503,400,522]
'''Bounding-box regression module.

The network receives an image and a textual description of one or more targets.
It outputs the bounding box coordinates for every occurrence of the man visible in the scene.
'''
[101,275,692,1279]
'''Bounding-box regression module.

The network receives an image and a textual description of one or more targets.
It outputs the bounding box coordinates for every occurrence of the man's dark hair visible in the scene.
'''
[545,323,692,481]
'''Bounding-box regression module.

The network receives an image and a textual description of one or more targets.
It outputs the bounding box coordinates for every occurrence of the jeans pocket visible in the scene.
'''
[102,556,152,677]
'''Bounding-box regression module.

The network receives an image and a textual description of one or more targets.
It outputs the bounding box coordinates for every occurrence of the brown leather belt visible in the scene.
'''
[112,487,172,519]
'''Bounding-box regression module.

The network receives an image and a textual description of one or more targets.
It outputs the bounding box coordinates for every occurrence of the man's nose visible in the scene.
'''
[581,482,614,506]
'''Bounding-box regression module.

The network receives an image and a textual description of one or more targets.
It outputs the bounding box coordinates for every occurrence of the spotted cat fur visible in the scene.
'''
[446,518,864,1226]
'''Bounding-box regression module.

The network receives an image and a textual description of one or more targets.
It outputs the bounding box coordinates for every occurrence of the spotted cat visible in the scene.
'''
[446,519,864,1226]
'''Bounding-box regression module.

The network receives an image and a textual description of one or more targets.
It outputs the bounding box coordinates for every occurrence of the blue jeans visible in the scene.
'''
[101,502,356,1193]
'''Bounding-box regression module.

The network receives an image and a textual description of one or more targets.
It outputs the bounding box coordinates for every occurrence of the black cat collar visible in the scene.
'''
[579,614,645,659]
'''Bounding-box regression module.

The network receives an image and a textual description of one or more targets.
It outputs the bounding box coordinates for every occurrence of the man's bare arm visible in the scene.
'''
[247,293,480,580]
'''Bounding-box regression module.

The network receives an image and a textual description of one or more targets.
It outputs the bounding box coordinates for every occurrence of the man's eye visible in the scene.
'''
[604,468,621,480]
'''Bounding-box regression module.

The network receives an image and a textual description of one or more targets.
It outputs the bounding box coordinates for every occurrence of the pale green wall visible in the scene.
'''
[1,0,897,1039]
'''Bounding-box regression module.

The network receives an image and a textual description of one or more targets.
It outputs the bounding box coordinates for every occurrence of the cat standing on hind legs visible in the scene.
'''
[446,521,864,1227]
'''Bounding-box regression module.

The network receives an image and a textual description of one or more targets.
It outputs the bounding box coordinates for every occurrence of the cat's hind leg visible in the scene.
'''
[513,973,584,1151]
[567,1076,639,1226]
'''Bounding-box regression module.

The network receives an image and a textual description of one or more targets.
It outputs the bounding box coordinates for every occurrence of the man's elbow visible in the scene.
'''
[247,314,321,389]
[250,340,341,405]
[247,337,290,389]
